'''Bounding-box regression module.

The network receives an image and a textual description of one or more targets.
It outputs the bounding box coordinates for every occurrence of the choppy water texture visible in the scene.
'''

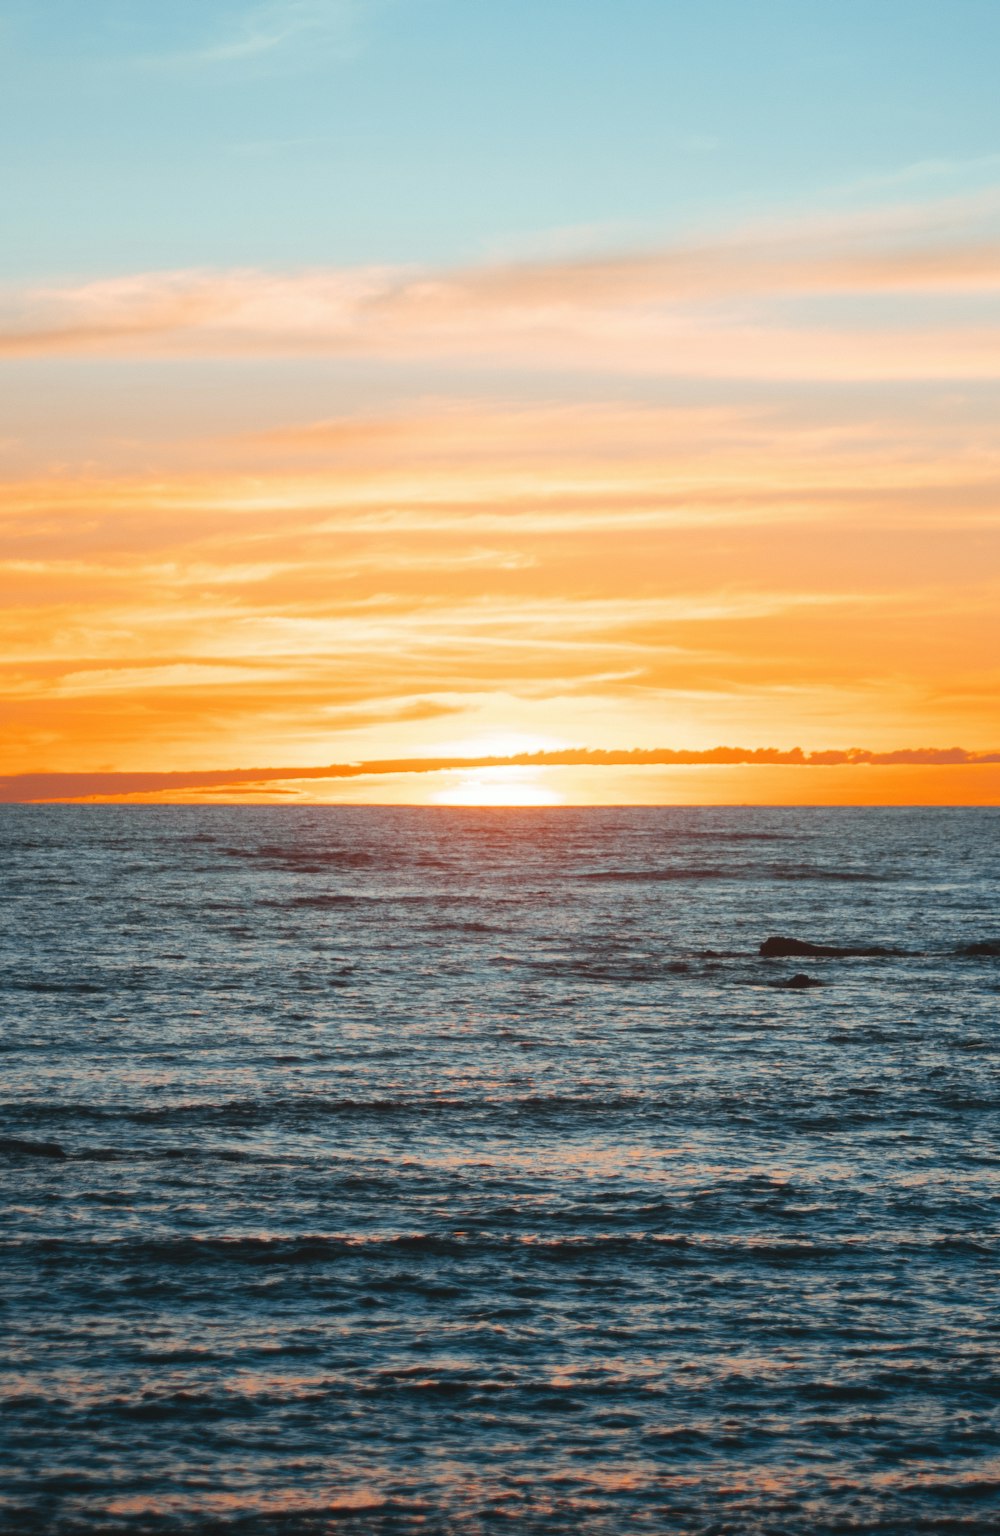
[2,806,999,1535]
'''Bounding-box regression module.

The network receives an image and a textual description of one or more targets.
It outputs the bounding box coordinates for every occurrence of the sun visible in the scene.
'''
[433,766,563,806]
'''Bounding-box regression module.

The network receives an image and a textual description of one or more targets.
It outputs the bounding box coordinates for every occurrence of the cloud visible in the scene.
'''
[4,745,1000,802]
[840,154,1000,197]
[3,383,998,772]
[4,195,1000,378]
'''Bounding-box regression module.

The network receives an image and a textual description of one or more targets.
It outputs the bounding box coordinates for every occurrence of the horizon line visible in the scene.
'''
[4,745,1000,802]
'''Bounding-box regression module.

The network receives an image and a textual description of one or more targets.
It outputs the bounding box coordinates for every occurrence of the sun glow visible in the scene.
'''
[436,731,567,759]
[432,766,564,806]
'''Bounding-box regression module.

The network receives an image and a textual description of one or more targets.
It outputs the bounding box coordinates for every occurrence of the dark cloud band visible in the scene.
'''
[4,746,1000,802]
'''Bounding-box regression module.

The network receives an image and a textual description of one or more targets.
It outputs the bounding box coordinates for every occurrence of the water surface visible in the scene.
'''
[2,806,998,1533]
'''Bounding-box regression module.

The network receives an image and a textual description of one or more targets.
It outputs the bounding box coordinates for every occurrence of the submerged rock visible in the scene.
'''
[760,935,902,959]
[0,1136,68,1159]
[954,939,1000,958]
[779,973,824,989]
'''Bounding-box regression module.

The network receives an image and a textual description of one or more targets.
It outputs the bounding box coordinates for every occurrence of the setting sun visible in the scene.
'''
[433,766,564,806]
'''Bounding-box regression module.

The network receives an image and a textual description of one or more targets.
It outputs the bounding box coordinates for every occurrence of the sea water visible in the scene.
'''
[1,805,998,1534]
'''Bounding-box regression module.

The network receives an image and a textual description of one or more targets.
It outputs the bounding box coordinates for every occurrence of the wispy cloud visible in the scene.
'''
[4,190,999,775]
[838,153,1000,198]
[4,194,1000,378]
[3,376,998,771]
[149,0,369,69]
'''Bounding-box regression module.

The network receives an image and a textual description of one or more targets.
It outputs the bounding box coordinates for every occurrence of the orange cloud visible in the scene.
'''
[3,197,1000,378]
[4,184,999,790]
[2,382,999,775]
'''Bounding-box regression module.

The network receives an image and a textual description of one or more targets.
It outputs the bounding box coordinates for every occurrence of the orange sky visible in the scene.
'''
[3,196,1000,803]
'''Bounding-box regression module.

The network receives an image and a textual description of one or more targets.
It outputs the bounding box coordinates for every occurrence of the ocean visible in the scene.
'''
[1,805,998,1534]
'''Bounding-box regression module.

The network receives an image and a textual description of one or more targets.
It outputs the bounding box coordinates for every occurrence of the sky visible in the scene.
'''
[2,0,1000,803]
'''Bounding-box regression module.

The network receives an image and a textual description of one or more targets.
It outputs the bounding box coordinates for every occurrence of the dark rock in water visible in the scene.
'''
[0,1136,68,1159]
[780,973,824,989]
[760,935,902,959]
[954,939,1000,958]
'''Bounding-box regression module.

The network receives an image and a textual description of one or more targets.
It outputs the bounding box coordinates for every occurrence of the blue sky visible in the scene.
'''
[3,0,1000,277]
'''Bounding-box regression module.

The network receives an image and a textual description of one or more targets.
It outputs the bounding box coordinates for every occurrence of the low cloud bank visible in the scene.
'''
[3,746,1000,801]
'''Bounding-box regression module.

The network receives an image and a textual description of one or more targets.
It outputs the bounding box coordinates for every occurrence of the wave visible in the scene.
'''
[17,1227,973,1273]
[220,844,455,876]
[581,867,735,882]
[769,864,888,882]
[0,1091,656,1149]
[222,844,377,867]
[427,920,499,933]
[668,830,793,842]
[5,979,104,994]
[513,955,684,982]
[580,864,887,883]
